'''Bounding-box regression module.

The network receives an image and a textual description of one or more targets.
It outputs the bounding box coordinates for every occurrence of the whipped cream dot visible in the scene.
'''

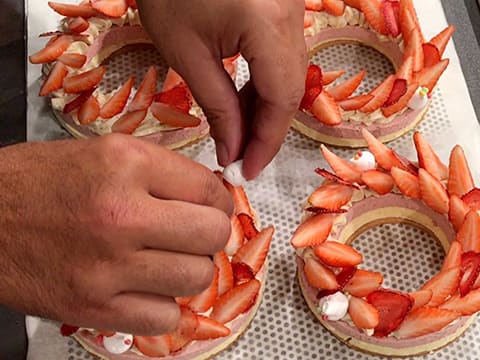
[350,151,376,171]
[408,86,429,110]
[103,332,133,354]
[318,291,349,321]
[223,160,247,187]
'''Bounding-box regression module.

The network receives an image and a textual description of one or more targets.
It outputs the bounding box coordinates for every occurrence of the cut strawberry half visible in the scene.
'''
[305,0,324,11]
[381,0,400,37]
[391,166,421,199]
[90,0,128,17]
[336,266,357,289]
[422,43,441,68]
[232,262,255,286]
[169,307,199,352]
[63,66,106,94]
[449,195,471,232]
[187,268,219,313]
[395,56,414,83]
[344,269,383,298]
[399,0,422,42]
[29,35,72,64]
[462,188,480,211]
[314,242,363,267]
[304,257,339,290]
[310,90,342,125]
[403,28,424,73]
[150,102,201,128]
[381,82,418,117]
[237,213,259,240]
[323,0,345,16]
[300,86,322,110]
[63,88,95,114]
[305,63,323,90]
[290,214,334,248]
[360,75,395,113]
[193,315,231,340]
[211,279,261,324]
[414,131,448,181]
[78,95,100,125]
[457,211,480,254]
[421,266,460,306]
[58,53,87,68]
[394,306,460,338]
[128,66,157,111]
[314,168,360,189]
[441,241,462,272]
[383,78,407,107]
[448,145,475,198]
[348,296,380,329]
[99,76,134,119]
[327,70,366,101]
[366,289,413,337]
[308,183,354,211]
[429,25,455,57]
[439,287,480,315]
[459,251,480,297]
[361,170,395,195]
[337,94,374,111]
[418,168,449,214]
[360,0,388,35]
[232,226,273,274]
[224,216,244,256]
[134,335,171,357]
[60,324,79,336]
[111,109,147,134]
[223,182,253,217]
[413,58,449,95]
[322,70,346,85]
[48,2,97,17]
[409,289,433,311]
[320,144,363,184]
[162,68,185,92]
[67,16,89,33]
[154,84,192,114]
[39,62,68,96]
[213,251,234,297]
[361,128,408,171]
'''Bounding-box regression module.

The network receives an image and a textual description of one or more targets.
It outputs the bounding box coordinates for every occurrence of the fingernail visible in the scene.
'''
[216,142,229,166]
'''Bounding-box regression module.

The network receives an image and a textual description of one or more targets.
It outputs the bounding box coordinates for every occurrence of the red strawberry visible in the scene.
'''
[337,94,373,111]
[448,145,475,197]
[394,306,460,338]
[322,70,345,85]
[308,183,354,210]
[154,84,192,114]
[320,144,363,183]
[381,0,400,37]
[213,251,234,296]
[462,188,480,211]
[126,0,137,8]
[67,16,89,33]
[129,66,157,111]
[449,195,471,232]
[429,25,455,57]
[151,103,201,128]
[90,0,128,18]
[78,95,100,125]
[39,62,68,96]
[314,168,360,189]
[300,86,322,110]
[310,90,342,125]
[58,53,87,68]
[187,268,219,313]
[414,132,448,181]
[305,63,323,90]
[381,82,418,117]
[343,0,362,10]
[193,316,230,340]
[323,0,345,16]
[422,43,441,68]
[421,266,460,306]
[111,109,147,134]
[442,241,462,272]
[99,76,134,119]
[360,0,388,35]
[396,56,413,83]
[409,289,433,311]
[232,226,273,274]
[63,66,106,94]
[211,279,261,324]
[223,182,253,217]
[344,269,383,297]
[134,335,171,357]
[383,78,407,107]
[348,296,380,329]
[290,213,334,248]
[162,68,185,91]
[237,213,259,240]
[48,2,97,17]
[413,58,449,95]
[327,70,365,101]
[361,128,407,171]
[314,242,363,267]
[63,88,95,114]
[403,28,424,73]
[60,324,79,336]
[304,257,339,290]
[439,287,480,315]
[399,0,422,41]
[169,307,199,352]
[361,170,395,195]
[419,168,449,214]
[391,166,421,199]
[29,35,72,64]
[459,251,480,296]
[336,266,357,289]
[457,211,480,253]
[232,262,255,286]
[224,216,244,256]
[360,75,395,113]
[305,0,324,11]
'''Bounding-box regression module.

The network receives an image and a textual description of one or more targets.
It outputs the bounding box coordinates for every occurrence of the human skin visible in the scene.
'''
[137,0,308,179]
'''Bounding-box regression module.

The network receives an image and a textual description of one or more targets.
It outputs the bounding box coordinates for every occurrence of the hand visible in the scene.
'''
[0,134,232,335]
[137,0,307,179]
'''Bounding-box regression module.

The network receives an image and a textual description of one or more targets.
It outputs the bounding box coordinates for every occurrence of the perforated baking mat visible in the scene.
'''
[26,40,480,360]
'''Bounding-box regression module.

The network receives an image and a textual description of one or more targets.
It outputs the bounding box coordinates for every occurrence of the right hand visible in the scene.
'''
[0,134,233,335]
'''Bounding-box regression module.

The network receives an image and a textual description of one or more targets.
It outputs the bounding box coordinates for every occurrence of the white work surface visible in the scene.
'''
[26,1,480,359]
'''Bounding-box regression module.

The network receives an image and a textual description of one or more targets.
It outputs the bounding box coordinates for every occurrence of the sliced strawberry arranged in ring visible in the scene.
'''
[308,183,354,210]
[305,63,323,90]
[348,296,380,329]
[381,0,400,37]
[462,188,480,211]
[237,213,259,240]
[48,2,98,18]
[320,144,363,184]
[327,70,366,101]
[421,266,460,306]
[291,213,335,249]
[232,262,255,286]
[459,251,480,297]
[310,90,342,125]
[29,35,72,64]
[322,70,345,85]
[314,242,363,267]
[344,269,383,298]
[383,78,407,107]
[90,0,128,18]
[193,316,231,340]
[457,211,480,254]
[314,168,360,189]
[232,226,273,275]
[154,84,192,114]
[304,257,339,290]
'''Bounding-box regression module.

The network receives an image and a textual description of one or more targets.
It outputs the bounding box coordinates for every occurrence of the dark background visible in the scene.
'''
[0,0,479,359]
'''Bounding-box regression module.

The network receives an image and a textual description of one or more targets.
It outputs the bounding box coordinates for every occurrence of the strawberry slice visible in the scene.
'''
[343,0,362,10]
[211,279,261,324]
[322,70,345,85]
[360,75,395,113]
[383,78,407,107]
[150,102,201,128]
[310,90,342,125]
[187,268,219,313]
[78,95,100,125]
[394,306,460,338]
[175,296,192,306]
[162,68,185,92]
[409,289,433,311]
[403,28,424,73]
[361,128,408,171]
[366,289,413,337]
[308,183,354,210]
[134,335,171,357]
[305,63,323,90]
[395,56,413,83]
[305,0,324,11]
[223,182,253,217]
[63,66,106,94]
[413,58,449,95]
[60,324,79,336]
[237,213,259,240]
[63,88,95,114]
[448,145,475,198]
[399,0,422,42]
[327,70,366,101]
[290,214,334,248]
[300,86,322,110]
[414,131,448,181]
[129,66,157,111]
[381,0,400,37]
[314,168,360,189]
[457,211,480,253]
[323,0,345,16]
[422,43,441,68]
[39,62,68,96]
[348,296,380,329]
[381,82,417,117]
[169,307,199,352]
[439,287,480,315]
[442,241,462,272]
[360,0,388,35]
[224,216,244,256]
[337,94,373,111]
[99,76,134,119]
[429,25,455,57]
[111,109,147,134]
[314,242,363,267]
[421,266,460,306]
[232,226,273,274]
[193,315,231,340]
[48,2,97,17]
[418,168,449,214]
[29,35,72,64]
[391,166,421,199]
[90,0,128,18]
[304,257,339,290]
[462,188,480,211]
[449,195,471,232]
[154,84,192,114]
[67,16,90,33]
[336,266,357,289]
[459,251,480,297]
[232,262,255,286]
[361,170,394,195]
[58,53,87,68]
[213,251,234,297]
[320,144,363,184]
[344,269,383,297]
